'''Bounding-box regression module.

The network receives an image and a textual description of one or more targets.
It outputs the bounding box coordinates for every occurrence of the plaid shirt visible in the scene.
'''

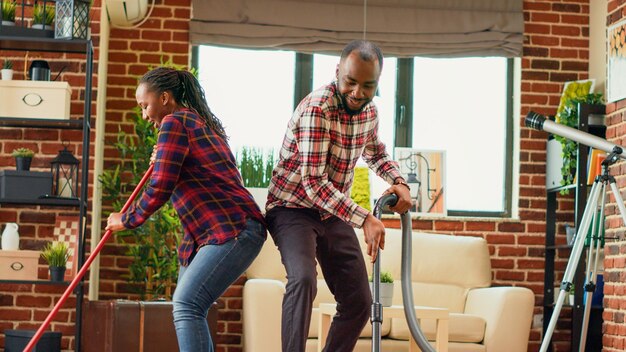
[122,108,265,266]
[267,81,402,228]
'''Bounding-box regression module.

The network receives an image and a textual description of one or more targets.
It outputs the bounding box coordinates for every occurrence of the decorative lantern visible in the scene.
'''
[54,0,90,40]
[51,145,79,198]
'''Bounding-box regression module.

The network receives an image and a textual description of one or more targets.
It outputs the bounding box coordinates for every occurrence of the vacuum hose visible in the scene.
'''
[373,194,435,352]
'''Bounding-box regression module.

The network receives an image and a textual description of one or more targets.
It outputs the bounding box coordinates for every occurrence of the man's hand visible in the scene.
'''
[362,213,385,263]
[383,184,412,214]
[106,212,125,233]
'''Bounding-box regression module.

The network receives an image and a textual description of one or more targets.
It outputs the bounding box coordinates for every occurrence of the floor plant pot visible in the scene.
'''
[15,157,32,171]
[49,266,66,282]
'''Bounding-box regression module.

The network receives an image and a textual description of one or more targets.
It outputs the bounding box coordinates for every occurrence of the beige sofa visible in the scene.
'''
[243,228,534,352]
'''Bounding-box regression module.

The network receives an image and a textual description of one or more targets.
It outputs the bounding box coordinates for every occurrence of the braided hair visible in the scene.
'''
[139,67,227,139]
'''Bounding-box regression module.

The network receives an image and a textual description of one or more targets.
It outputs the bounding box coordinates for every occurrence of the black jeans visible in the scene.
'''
[266,207,371,352]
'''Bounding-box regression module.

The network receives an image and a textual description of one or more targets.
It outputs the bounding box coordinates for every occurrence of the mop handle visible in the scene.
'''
[23,164,155,352]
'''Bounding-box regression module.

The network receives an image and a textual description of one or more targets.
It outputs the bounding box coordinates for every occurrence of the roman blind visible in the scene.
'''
[190,0,523,57]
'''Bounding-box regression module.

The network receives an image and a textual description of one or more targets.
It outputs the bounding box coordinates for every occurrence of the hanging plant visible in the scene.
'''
[554,92,604,189]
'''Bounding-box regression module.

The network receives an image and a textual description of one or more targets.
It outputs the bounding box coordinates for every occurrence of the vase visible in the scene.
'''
[49,266,66,282]
[15,157,32,171]
[1,222,20,250]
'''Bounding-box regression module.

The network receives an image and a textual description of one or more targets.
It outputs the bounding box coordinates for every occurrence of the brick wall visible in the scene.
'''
[602,2,626,351]
[2,0,621,351]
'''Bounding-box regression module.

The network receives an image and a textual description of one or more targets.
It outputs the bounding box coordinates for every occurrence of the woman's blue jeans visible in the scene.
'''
[173,218,266,352]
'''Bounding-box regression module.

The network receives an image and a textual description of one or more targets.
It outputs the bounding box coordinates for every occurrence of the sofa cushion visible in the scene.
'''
[388,313,486,343]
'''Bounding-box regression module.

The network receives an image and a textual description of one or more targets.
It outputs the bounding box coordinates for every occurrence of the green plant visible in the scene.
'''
[554,92,604,190]
[11,147,34,158]
[2,59,13,70]
[100,59,193,300]
[350,166,371,211]
[1,1,16,22]
[236,147,275,187]
[369,270,394,283]
[41,242,70,267]
[33,3,55,26]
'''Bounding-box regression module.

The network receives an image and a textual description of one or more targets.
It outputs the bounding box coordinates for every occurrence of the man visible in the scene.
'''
[266,40,412,352]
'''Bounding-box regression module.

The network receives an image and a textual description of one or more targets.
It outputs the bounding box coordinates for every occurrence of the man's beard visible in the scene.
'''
[340,94,371,115]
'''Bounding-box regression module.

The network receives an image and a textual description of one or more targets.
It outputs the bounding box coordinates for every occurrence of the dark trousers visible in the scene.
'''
[266,207,372,352]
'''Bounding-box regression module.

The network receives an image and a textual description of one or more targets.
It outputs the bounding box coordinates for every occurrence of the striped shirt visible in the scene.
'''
[122,108,265,266]
[267,81,402,228]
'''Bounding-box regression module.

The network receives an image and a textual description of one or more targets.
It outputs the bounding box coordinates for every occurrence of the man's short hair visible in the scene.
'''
[340,40,383,71]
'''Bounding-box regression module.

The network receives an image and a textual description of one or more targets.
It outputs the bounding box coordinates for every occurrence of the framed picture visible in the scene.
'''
[394,148,446,216]
[608,18,626,102]
[53,215,80,281]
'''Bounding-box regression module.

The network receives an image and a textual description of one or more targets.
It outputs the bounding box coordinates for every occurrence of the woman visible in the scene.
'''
[106,67,266,352]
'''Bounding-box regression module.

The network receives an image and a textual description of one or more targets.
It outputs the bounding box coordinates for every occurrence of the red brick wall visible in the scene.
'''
[602,1,626,350]
[2,1,620,351]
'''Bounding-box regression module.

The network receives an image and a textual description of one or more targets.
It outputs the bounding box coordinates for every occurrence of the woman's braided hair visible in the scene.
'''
[139,67,227,139]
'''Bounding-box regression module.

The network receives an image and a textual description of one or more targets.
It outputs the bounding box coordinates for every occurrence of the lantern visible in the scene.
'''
[54,0,90,40]
[51,145,79,198]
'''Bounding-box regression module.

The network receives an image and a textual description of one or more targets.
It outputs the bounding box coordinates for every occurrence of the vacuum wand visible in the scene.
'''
[23,164,155,352]
[372,194,434,352]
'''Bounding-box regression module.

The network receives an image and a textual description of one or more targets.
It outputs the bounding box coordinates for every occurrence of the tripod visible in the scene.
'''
[541,151,626,352]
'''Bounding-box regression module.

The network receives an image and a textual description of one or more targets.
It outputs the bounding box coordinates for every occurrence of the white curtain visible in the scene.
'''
[190,0,523,57]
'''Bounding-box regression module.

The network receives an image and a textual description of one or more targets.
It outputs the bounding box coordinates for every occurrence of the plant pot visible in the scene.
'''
[369,282,394,307]
[15,157,32,171]
[1,68,13,80]
[1,20,15,26]
[32,24,54,31]
[49,266,66,282]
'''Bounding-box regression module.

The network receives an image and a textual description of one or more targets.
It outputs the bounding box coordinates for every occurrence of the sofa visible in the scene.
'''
[242,228,534,352]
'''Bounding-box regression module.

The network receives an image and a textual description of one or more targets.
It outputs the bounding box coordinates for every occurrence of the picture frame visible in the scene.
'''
[53,215,80,281]
[607,18,626,102]
[394,148,446,216]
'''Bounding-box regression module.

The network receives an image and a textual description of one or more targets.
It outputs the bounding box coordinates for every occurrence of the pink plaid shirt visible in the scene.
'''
[267,81,402,228]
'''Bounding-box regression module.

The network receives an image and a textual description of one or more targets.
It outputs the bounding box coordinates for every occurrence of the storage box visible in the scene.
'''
[0,170,53,200]
[0,250,40,280]
[4,329,61,352]
[0,80,71,119]
[82,300,218,352]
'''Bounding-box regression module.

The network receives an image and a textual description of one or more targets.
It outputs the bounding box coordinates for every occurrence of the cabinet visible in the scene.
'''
[542,103,605,351]
[0,35,93,351]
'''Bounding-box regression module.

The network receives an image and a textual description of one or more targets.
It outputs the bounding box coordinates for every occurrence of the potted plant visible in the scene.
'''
[1,0,16,25]
[369,270,394,307]
[32,2,55,30]
[41,241,69,282]
[11,147,34,171]
[555,90,603,191]
[237,146,275,210]
[1,59,13,80]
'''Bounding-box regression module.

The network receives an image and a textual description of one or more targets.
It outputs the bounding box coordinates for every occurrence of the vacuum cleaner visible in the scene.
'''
[372,194,435,352]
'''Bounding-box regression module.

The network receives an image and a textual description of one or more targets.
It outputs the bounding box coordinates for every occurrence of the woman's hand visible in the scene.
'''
[150,145,157,165]
[106,212,125,233]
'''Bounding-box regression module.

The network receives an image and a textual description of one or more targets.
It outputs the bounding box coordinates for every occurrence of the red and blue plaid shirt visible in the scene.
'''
[267,81,402,228]
[122,108,265,266]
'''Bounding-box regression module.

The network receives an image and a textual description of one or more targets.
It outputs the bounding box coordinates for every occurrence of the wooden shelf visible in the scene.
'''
[0,35,92,54]
[0,117,85,130]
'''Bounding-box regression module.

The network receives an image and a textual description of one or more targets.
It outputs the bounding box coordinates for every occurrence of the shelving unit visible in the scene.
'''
[542,103,605,351]
[0,35,93,352]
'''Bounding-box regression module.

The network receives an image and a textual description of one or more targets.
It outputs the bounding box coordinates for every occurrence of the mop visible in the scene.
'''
[372,194,434,352]
[23,164,155,352]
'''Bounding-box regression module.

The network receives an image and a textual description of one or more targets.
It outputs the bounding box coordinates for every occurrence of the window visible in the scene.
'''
[194,46,514,217]
[410,57,512,215]
[197,46,295,153]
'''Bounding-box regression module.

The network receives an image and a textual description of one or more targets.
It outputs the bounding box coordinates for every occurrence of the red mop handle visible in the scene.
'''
[24,164,155,352]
